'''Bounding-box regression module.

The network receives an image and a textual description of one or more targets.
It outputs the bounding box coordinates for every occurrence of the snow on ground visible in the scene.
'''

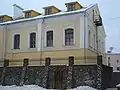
[0,85,96,90]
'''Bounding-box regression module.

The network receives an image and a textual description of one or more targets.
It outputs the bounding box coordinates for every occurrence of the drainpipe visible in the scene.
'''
[84,11,87,64]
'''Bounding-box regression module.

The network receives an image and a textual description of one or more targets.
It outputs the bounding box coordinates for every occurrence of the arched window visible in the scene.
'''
[14,34,20,49]
[46,31,53,47]
[30,32,36,48]
[65,28,74,45]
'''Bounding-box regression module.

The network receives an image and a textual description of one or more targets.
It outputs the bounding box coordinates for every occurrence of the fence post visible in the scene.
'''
[66,56,74,89]
[0,59,9,85]
[19,58,29,86]
[96,55,103,90]
[42,57,51,88]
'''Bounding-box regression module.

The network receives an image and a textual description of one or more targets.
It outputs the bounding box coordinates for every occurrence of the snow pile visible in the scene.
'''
[0,85,96,90]
[116,84,120,87]
[0,85,46,90]
[69,86,96,90]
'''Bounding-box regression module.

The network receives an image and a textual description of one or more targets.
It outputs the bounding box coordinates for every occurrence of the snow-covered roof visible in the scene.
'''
[0,4,96,25]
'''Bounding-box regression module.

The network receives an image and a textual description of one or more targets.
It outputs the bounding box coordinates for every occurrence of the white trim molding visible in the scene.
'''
[37,22,42,51]
[12,32,21,49]
[44,29,55,48]
[63,26,75,46]
[28,31,37,49]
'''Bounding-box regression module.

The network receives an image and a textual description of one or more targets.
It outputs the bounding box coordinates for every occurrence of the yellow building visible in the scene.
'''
[0,1,106,66]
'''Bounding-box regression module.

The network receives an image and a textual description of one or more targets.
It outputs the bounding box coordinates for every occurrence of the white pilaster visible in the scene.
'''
[37,21,42,51]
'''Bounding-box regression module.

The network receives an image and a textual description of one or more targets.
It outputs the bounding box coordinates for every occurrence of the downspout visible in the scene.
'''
[84,11,87,64]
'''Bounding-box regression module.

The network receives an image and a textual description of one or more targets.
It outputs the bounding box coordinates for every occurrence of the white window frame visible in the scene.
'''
[44,29,54,47]
[12,33,21,49]
[28,31,37,49]
[63,27,75,46]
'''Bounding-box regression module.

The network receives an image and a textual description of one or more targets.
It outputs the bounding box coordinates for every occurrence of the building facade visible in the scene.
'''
[106,53,120,72]
[0,1,106,66]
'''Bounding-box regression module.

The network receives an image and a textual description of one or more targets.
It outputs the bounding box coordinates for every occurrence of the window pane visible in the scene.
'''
[68,4,75,11]
[25,12,31,18]
[45,8,52,15]
[30,33,36,48]
[46,31,53,47]
[65,29,74,45]
[14,34,20,49]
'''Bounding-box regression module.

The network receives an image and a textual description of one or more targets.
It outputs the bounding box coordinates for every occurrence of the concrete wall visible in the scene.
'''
[0,65,112,89]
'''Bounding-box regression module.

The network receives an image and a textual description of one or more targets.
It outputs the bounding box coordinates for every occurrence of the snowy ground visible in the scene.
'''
[0,85,96,90]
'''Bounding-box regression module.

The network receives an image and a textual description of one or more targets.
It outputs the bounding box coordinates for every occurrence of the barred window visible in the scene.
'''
[65,29,74,45]
[30,32,36,48]
[46,31,53,47]
[14,34,20,49]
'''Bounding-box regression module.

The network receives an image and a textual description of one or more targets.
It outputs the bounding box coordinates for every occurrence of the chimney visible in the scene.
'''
[13,4,24,20]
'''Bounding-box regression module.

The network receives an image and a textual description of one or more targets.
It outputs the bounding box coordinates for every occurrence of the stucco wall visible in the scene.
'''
[86,5,106,65]
[0,26,6,66]
[42,13,82,51]
[6,20,39,53]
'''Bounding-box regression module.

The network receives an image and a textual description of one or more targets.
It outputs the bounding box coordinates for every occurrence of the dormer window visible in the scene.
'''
[0,15,12,23]
[65,1,83,12]
[25,12,31,18]
[43,6,60,15]
[24,10,40,18]
[68,4,75,11]
[45,8,52,15]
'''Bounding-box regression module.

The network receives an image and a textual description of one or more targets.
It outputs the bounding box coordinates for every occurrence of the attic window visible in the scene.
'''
[25,12,31,18]
[68,4,75,11]
[45,8,52,15]
[0,17,4,22]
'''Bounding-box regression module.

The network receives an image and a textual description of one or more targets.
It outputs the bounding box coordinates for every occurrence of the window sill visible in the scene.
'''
[28,48,37,50]
[63,44,76,47]
[44,46,55,48]
[28,48,37,49]
[11,48,20,50]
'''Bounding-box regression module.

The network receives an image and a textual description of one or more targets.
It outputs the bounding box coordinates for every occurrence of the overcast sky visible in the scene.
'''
[0,0,120,53]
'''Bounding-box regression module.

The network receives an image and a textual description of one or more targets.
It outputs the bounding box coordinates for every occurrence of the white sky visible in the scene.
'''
[0,0,120,53]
